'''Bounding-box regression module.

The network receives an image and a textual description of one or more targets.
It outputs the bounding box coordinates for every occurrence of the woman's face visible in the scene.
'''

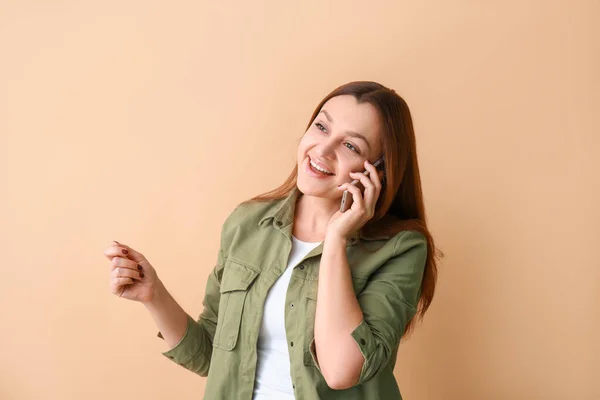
[296,95,383,200]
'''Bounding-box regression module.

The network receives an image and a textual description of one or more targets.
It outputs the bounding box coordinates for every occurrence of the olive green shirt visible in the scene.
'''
[158,187,427,399]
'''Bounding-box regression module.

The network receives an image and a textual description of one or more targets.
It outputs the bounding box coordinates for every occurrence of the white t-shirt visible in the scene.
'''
[252,235,322,400]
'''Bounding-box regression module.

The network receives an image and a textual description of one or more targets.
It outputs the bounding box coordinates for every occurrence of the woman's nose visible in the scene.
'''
[314,147,335,160]
[314,139,337,158]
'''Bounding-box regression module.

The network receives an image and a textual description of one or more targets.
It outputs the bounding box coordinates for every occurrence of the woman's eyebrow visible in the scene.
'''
[345,131,371,150]
[319,109,334,122]
[319,109,371,150]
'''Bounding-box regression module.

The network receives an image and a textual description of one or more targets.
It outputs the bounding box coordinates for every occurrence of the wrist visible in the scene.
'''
[144,279,166,308]
[324,231,348,246]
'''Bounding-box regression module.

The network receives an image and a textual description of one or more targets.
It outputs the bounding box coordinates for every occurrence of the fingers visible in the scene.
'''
[111,264,144,281]
[350,171,377,213]
[107,243,146,298]
[103,241,147,263]
[114,242,146,263]
[363,160,382,191]
[112,276,136,285]
[348,172,374,209]
[336,158,384,218]
[338,183,364,212]
[358,160,382,213]
[349,171,375,193]
[110,256,144,276]
[103,245,130,261]
[110,277,135,296]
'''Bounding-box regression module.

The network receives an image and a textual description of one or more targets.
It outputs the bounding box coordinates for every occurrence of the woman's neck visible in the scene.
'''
[292,193,338,242]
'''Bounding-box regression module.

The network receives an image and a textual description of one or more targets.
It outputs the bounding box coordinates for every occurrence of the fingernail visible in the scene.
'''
[139,272,145,278]
[122,249,128,255]
[137,264,143,270]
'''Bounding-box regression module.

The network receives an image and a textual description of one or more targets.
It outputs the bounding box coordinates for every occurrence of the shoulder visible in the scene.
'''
[378,230,427,274]
[370,231,427,289]
[354,229,427,276]
[218,197,283,245]
[221,198,278,230]
[391,230,427,256]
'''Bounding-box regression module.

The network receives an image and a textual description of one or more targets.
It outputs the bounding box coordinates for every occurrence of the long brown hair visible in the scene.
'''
[243,81,441,338]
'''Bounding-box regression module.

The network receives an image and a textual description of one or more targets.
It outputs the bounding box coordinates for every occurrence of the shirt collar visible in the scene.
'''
[257,186,300,229]
[257,186,395,242]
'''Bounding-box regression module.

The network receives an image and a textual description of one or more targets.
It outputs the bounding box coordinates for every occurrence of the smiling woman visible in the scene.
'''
[106,80,440,400]
[249,81,439,337]
[237,81,442,398]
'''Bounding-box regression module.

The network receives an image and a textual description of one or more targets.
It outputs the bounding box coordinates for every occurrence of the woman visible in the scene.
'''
[104,81,440,400]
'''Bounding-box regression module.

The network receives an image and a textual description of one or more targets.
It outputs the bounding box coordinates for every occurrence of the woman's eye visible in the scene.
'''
[345,142,360,153]
[314,122,359,153]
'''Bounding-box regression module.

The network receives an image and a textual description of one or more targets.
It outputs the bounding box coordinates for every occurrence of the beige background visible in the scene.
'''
[1,1,598,399]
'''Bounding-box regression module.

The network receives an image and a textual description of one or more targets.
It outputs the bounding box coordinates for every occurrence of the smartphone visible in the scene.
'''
[340,156,385,213]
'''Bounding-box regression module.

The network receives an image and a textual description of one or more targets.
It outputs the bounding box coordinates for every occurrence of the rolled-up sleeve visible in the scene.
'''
[349,230,427,386]
[156,247,225,377]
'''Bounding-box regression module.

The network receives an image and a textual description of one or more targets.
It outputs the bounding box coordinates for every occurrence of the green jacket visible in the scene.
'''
[158,187,427,399]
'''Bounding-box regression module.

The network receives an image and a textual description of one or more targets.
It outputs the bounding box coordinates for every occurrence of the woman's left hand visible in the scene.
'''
[326,159,384,241]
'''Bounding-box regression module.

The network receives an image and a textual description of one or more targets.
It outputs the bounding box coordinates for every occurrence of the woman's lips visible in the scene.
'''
[306,157,334,179]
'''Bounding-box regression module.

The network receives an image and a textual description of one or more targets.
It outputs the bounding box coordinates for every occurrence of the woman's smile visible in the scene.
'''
[305,156,336,179]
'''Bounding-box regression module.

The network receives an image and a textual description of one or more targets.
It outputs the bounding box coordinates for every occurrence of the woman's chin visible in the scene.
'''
[297,178,338,199]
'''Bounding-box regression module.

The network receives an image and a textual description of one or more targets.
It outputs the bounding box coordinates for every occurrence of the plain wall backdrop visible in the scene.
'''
[0,1,598,399]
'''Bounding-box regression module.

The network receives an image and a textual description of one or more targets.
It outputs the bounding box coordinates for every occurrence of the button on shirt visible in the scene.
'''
[157,187,427,400]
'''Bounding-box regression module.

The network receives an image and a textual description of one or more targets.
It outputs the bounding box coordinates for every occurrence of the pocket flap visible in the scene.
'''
[220,259,260,293]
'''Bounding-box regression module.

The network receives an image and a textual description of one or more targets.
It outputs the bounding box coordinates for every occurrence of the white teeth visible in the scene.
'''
[310,159,333,175]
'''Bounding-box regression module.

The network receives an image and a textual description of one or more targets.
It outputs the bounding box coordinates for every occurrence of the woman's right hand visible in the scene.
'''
[103,241,161,304]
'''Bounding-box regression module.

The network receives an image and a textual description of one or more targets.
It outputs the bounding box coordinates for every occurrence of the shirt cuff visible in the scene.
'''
[350,319,377,385]
[159,314,208,366]
[308,337,322,371]
[309,321,378,385]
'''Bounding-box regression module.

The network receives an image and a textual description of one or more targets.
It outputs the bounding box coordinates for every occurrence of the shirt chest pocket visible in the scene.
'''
[213,259,260,351]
